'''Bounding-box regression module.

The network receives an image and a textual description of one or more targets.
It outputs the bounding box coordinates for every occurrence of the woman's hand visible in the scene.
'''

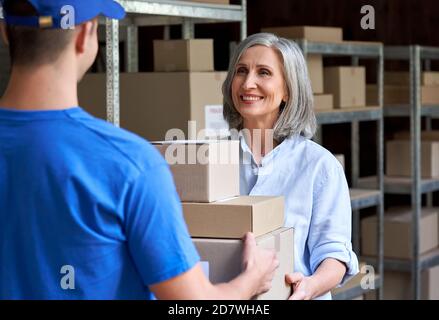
[285,272,318,300]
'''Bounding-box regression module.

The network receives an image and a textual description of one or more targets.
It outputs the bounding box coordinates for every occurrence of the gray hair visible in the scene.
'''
[222,32,316,141]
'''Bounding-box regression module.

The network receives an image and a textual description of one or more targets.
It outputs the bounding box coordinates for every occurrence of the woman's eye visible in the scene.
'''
[259,69,271,76]
[236,67,247,74]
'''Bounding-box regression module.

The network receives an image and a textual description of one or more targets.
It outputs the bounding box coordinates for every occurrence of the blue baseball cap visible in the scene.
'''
[1,0,126,29]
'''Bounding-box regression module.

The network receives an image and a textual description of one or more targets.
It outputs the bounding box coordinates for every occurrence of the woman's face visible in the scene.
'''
[231,45,288,125]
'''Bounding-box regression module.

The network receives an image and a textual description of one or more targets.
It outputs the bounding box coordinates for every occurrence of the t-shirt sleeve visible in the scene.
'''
[308,157,359,286]
[123,163,200,286]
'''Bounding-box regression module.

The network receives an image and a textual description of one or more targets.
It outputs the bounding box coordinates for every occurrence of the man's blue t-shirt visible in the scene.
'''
[0,107,200,299]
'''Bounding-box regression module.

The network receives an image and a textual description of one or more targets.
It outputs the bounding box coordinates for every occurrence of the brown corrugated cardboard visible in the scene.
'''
[307,55,323,94]
[384,71,439,86]
[386,140,439,178]
[365,266,439,300]
[183,196,284,238]
[324,67,366,108]
[394,130,439,141]
[153,39,214,72]
[194,227,294,300]
[361,207,438,259]
[313,94,333,111]
[153,140,239,202]
[78,72,227,141]
[366,85,439,105]
[261,26,343,43]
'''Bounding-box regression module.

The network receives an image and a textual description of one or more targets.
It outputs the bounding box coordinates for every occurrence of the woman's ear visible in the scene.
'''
[0,22,10,46]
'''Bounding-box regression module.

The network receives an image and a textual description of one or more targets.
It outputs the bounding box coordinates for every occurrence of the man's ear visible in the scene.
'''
[75,21,94,54]
[0,22,9,46]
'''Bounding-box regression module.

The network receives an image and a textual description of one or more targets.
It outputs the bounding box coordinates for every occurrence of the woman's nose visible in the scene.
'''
[242,73,257,90]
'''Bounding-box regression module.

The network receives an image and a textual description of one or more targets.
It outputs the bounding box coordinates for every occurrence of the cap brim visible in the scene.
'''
[101,0,126,20]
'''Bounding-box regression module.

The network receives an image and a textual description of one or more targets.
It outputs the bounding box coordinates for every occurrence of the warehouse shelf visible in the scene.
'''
[295,40,384,299]
[358,175,439,195]
[350,189,381,210]
[316,107,381,125]
[104,0,247,126]
[379,44,439,299]
[332,272,381,300]
[383,104,439,117]
[362,247,439,273]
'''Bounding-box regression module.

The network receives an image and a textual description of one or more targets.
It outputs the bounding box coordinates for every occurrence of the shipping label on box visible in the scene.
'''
[183,196,285,238]
[204,105,230,138]
[193,227,294,300]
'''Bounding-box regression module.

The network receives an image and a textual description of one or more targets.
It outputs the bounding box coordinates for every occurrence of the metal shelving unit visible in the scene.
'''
[359,46,439,300]
[296,40,385,300]
[104,0,247,126]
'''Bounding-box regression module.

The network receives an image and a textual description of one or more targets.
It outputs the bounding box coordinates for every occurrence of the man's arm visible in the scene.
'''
[151,232,279,300]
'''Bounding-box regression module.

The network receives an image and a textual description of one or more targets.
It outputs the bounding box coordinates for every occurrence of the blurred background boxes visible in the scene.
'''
[361,207,438,259]
[313,94,334,111]
[324,66,366,108]
[261,26,343,43]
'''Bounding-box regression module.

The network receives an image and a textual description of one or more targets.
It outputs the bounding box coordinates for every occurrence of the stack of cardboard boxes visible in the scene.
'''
[153,140,294,300]
[78,39,228,141]
[367,71,439,106]
[261,26,368,111]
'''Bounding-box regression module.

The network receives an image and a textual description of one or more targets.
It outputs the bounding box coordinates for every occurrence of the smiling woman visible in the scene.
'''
[222,33,359,300]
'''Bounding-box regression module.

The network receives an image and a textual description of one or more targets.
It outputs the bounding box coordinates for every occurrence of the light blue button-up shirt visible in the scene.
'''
[240,134,359,300]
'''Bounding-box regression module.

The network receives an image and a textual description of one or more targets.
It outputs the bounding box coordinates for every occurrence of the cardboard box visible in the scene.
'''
[183,196,284,238]
[307,54,324,94]
[361,207,438,259]
[78,72,227,141]
[153,39,214,72]
[194,227,294,300]
[365,266,439,300]
[324,67,366,108]
[386,140,439,178]
[394,130,439,141]
[313,94,333,111]
[384,71,439,87]
[334,154,345,171]
[366,85,439,105]
[261,26,343,43]
[187,0,229,4]
[154,140,239,203]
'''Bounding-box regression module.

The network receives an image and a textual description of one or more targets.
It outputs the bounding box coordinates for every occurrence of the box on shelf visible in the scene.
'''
[313,94,333,111]
[183,196,284,238]
[261,26,343,43]
[366,85,439,105]
[384,71,439,87]
[323,66,366,108]
[153,39,214,72]
[365,266,439,300]
[153,140,239,203]
[78,72,228,141]
[393,130,439,141]
[307,54,324,94]
[194,227,294,300]
[386,139,439,178]
[361,207,438,259]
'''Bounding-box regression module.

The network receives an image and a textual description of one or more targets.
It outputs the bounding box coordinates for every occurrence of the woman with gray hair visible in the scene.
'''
[223,33,359,300]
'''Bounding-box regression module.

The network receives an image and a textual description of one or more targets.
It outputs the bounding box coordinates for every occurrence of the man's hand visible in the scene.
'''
[241,232,279,296]
[285,272,318,300]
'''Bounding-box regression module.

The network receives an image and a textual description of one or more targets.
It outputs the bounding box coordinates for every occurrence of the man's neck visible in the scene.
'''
[0,64,79,111]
